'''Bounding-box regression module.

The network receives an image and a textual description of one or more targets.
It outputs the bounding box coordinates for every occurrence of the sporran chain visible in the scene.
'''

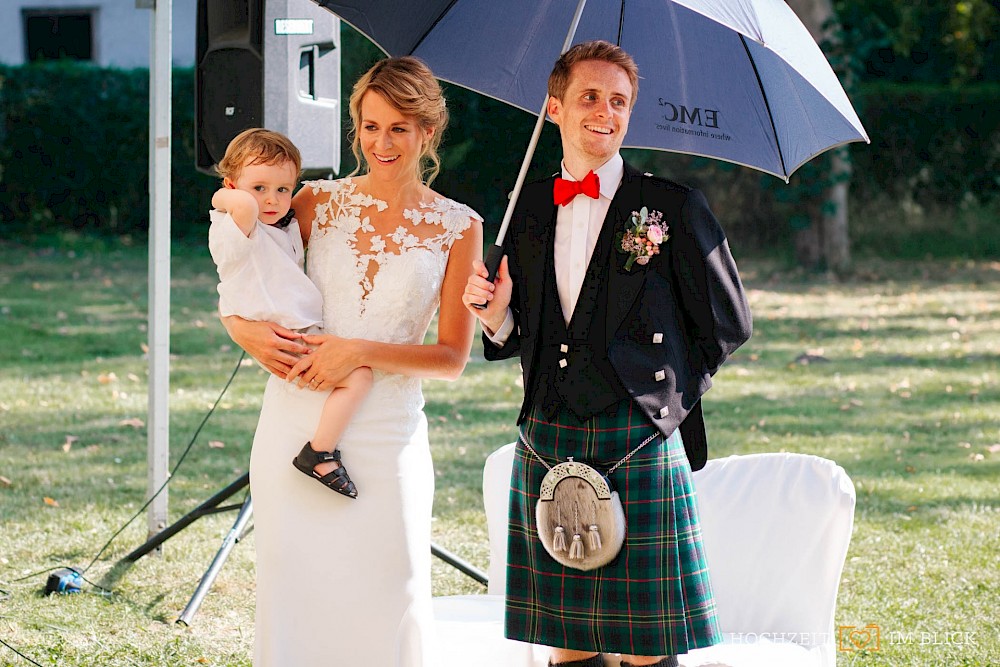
[518,429,661,477]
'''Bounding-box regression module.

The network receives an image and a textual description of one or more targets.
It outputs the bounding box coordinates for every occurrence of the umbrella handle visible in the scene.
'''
[482,244,504,283]
[471,244,504,311]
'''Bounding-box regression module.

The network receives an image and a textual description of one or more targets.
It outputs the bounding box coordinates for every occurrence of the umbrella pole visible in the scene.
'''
[476,0,588,298]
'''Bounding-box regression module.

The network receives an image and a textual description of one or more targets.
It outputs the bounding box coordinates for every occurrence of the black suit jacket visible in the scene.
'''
[485,162,752,470]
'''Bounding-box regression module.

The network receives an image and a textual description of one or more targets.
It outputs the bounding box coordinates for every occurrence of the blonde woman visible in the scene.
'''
[223,57,483,666]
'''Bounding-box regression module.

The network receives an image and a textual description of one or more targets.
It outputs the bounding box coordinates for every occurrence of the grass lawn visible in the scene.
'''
[1,236,997,666]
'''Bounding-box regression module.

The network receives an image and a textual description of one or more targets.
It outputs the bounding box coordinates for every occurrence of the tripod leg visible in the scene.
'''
[124,473,250,562]
[431,542,488,587]
[176,495,254,626]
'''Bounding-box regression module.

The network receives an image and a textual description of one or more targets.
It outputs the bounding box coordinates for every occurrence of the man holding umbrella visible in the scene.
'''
[464,41,752,667]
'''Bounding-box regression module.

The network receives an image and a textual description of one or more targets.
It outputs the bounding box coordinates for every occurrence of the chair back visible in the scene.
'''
[483,443,517,595]
[692,452,856,640]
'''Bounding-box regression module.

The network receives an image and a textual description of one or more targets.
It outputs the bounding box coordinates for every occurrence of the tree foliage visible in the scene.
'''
[834,0,1000,85]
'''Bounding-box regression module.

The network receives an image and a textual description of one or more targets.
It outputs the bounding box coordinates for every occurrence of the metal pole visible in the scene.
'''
[145,0,172,549]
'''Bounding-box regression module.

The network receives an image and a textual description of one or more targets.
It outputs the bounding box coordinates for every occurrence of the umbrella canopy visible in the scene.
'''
[312,0,868,181]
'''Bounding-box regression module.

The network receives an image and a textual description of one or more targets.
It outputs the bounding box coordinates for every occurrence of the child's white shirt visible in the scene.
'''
[208,209,323,330]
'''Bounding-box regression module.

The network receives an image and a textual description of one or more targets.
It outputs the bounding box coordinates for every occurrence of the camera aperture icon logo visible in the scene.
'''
[838,624,881,652]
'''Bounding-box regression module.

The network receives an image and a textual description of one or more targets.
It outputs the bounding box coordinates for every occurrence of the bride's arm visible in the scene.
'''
[288,217,483,389]
[222,315,311,377]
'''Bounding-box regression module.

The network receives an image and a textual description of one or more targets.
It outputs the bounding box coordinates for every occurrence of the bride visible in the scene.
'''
[223,56,482,666]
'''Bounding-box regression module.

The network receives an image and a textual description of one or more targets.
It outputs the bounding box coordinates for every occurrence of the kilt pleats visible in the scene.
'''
[504,400,722,656]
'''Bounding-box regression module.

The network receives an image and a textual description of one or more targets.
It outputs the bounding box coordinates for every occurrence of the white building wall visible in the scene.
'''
[0,0,197,67]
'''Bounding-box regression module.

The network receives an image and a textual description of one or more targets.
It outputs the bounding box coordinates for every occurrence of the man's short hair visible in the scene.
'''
[548,40,639,108]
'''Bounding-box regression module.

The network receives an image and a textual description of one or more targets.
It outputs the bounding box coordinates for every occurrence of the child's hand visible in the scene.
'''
[212,188,258,236]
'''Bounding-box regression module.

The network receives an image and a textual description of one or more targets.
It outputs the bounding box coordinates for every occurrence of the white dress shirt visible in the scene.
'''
[488,153,624,345]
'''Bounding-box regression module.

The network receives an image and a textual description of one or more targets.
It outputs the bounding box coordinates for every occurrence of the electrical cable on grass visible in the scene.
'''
[79,350,247,576]
[0,638,45,667]
[4,352,246,598]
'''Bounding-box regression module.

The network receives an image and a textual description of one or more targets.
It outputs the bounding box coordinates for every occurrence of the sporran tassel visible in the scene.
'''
[553,525,567,552]
[588,524,602,550]
[569,501,585,559]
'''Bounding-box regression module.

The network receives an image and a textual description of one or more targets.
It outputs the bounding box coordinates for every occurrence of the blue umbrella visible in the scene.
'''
[312,0,869,276]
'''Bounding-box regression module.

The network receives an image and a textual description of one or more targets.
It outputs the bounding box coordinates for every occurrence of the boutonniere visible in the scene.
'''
[618,207,668,271]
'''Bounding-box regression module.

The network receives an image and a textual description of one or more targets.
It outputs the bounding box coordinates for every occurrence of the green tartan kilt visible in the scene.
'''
[504,399,722,656]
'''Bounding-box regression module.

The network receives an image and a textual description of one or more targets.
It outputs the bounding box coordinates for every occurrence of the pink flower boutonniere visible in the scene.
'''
[619,207,668,271]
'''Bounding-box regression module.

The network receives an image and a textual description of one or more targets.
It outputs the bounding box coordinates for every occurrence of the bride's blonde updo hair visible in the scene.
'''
[348,56,449,185]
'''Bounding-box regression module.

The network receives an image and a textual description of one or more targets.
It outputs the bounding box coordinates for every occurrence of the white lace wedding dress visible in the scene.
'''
[249,178,479,666]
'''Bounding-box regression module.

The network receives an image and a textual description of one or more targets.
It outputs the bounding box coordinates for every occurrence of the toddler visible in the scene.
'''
[209,128,370,499]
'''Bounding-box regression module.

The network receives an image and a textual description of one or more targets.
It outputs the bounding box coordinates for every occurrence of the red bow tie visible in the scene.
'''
[553,170,600,206]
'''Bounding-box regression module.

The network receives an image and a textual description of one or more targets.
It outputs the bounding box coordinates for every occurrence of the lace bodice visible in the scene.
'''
[303,177,480,413]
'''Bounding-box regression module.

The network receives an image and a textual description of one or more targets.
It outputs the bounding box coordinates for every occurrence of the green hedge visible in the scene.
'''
[0,63,217,240]
[1,60,996,254]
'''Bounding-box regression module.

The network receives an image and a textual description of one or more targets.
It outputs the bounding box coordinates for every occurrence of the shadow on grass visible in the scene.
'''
[856,486,1000,518]
[748,315,998,348]
[97,559,138,592]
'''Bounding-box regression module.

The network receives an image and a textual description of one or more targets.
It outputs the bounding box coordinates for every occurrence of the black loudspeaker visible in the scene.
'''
[195,0,341,175]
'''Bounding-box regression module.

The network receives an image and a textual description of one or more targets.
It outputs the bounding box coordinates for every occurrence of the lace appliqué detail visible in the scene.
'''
[305,178,474,309]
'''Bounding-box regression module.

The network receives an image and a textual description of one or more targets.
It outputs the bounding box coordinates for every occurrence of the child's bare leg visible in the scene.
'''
[310,366,374,477]
[292,366,373,498]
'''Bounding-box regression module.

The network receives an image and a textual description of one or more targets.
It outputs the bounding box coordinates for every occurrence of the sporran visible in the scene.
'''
[521,430,660,571]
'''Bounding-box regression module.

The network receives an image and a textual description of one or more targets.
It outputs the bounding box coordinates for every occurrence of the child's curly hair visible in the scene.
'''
[216,128,302,228]
[216,128,302,182]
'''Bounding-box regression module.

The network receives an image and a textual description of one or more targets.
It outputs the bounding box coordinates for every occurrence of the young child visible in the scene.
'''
[209,128,370,499]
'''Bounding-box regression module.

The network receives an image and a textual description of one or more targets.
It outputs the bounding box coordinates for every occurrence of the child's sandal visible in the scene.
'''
[292,442,358,499]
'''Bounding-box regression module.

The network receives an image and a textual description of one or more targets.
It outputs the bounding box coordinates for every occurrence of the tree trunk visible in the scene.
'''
[786,0,853,273]
[823,147,852,272]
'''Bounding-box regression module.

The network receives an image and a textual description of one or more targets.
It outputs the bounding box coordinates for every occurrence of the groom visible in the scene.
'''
[464,41,752,666]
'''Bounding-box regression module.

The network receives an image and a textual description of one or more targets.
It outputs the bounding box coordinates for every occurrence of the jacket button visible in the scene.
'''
[659,406,670,418]
[652,333,663,344]
[559,344,568,353]
[559,359,568,368]
[654,370,666,381]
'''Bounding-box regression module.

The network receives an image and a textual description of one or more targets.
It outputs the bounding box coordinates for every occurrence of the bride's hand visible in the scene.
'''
[222,316,310,377]
[287,334,362,390]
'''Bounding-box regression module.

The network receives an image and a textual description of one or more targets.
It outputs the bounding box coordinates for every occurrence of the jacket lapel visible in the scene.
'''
[605,163,649,340]
[519,178,557,338]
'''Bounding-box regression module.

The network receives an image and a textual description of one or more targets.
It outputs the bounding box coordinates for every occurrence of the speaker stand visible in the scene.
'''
[123,473,252,625]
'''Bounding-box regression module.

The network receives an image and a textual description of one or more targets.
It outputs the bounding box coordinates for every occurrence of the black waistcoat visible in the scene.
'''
[530,210,630,421]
